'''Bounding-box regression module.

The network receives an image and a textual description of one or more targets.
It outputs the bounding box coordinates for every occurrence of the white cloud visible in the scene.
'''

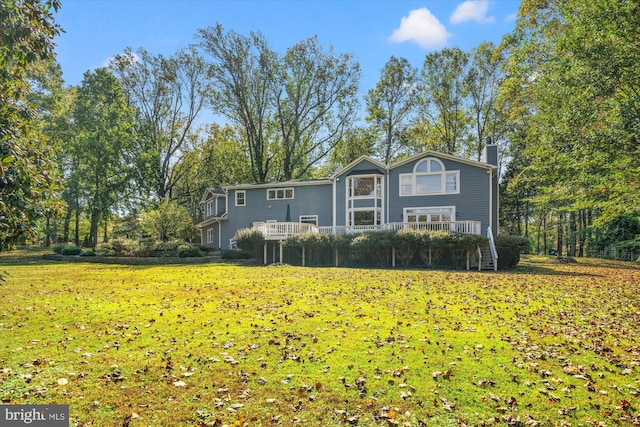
[389,8,451,50]
[450,0,494,24]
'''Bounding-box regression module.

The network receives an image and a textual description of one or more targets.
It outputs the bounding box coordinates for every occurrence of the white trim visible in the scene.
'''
[332,178,337,227]
[235,190,246,206]
[389,150,496,171]
[267,187,294,200]
[488,169,493,233]
[403,206,456,223]
[206,228,214,244]
[299,215,318,226]
[399,158,460,196]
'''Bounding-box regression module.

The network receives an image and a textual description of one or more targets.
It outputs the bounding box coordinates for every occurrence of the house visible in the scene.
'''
[197,145,499,266]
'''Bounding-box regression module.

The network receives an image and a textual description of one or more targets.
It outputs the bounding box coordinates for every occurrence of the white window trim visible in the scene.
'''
[347,175,384,199]
[403,206,456,223]
[206,228,214,244]
[299,215,318,226]
[266,187,294,200]
[235,190,246,206]
[348,208,383,226]
[399,158,460,196]
[346,174,385,226]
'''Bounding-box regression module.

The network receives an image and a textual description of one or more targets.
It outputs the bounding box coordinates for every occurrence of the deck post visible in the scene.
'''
[279,241,283,264]
[392,247,396,267]
[302,246,306,267]
[264,242,267,265]
[466,250,470,271]
[334,248,338,267]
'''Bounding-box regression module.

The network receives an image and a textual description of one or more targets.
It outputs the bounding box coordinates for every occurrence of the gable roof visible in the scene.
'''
[199,187,226,203]
[389,150,497,171]
[331,155,387,179]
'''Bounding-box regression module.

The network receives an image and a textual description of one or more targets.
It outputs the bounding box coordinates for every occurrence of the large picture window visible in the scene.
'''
[349,176,381,197]
[400,158,459,196]
[349,209,382,226]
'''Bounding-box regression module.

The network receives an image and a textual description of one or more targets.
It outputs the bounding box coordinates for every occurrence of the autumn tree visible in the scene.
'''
[365,56,418,163]
[109,47,208,201]
[275,36,360,180]
[415,47,470,156]
[72,68,135,247]
[197,24,279,183]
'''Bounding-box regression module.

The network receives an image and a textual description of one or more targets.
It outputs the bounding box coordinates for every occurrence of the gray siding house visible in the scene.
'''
[198,145,499,258]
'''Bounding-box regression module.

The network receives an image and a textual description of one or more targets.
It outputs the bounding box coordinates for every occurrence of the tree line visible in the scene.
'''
[1,0,638,258]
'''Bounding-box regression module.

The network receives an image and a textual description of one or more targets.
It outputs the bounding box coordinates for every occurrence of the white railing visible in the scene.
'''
[318,221,481,236]
[487,226,498,271]
[257,221,482,240]
[256,222,319,240]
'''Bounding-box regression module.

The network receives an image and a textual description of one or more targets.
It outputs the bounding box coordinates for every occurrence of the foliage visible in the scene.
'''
[72,68,135,247]
[233,228,265,262]
[494,235,531,270]
[60,245,81,256]
[594,213,640,251]
[52,243,67,254]
[2,254,640,425]
[0,0,62,251]
[501,0,640,236]
[97,238,149,257]
[220,249,252,260]
[109,47,208,201]
[177,244,204,258]
[365,56,418,163]
[197,23,361,182]
[140,199,194,242]
[285,232,333,266]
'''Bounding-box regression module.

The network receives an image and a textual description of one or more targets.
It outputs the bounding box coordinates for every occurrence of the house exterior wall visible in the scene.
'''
[199,147,499,248]
[334,159,386,227]
[217,183,333,249]
[388,153,495,236]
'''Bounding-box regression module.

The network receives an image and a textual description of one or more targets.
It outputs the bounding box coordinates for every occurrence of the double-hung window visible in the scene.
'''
[235,190,246,206]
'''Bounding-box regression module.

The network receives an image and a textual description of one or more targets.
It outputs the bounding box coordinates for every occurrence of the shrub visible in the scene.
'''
[351,231,395,267]
[221,249,252,260]
[140,199,195,242]
[52,243,67,254]
[178,245,204,258]
[494,235,530,269]
[234,228,265,262]
[391,229,422,267]
[61,245,81,256]
[97,239,139,257]
[285,232,333,266]
[80,249,96,257]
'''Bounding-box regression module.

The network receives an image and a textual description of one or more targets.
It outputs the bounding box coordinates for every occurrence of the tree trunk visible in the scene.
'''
[103,217,108,244]
[557,211,564,256]
[90,208,100,248]
[45,216,51,247]
[74,206,80,247]
[63,210,71,243]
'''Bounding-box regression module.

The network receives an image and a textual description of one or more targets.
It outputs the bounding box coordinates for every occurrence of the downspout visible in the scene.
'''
[332,177,337,228]
[385,165,390,226]
[488,169,493,235]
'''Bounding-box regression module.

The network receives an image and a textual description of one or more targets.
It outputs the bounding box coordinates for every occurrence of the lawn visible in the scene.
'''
[1,250,639,426]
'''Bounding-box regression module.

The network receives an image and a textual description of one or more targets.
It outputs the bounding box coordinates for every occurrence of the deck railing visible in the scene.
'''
[254,222,319,240]
[257,221,482,240]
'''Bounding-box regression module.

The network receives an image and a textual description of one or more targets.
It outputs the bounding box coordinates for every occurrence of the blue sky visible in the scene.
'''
[54,0,520,100]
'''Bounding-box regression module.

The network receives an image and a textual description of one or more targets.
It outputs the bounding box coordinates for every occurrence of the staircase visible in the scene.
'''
[478,246,496,271]
[478,227,498,271]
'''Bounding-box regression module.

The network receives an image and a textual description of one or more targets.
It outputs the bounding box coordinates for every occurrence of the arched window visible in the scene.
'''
[400,157,459,195]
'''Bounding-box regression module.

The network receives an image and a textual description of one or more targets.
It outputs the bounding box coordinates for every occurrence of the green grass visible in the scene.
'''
[1,250,639,426]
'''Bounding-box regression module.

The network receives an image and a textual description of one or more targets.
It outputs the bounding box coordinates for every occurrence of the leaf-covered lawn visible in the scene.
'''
[1,253,639,426]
